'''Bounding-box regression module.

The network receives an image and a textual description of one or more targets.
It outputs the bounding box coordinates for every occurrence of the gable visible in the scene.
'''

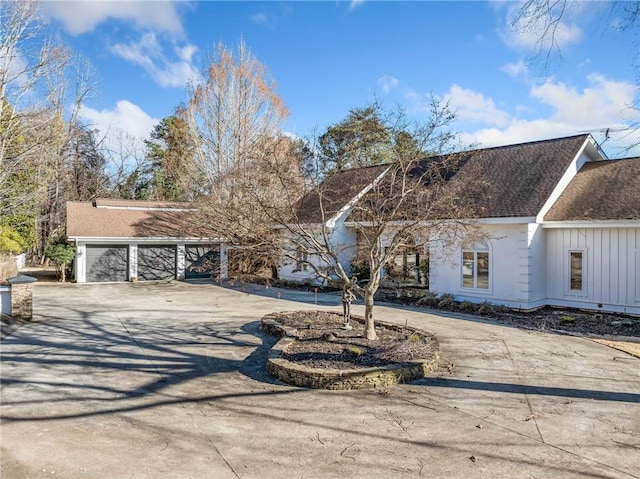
[544,157,640,221]
[294,164,389,224]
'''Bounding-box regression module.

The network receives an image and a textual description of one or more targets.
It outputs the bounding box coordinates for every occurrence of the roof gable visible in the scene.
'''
[544,157,640,221]
[294,164,390,224]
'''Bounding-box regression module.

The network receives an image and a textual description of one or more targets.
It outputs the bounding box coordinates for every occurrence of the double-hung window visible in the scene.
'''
[295,247,308,272]
[462,242,490,290]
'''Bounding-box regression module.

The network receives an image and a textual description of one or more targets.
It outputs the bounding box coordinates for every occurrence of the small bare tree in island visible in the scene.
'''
[254,100,485,340]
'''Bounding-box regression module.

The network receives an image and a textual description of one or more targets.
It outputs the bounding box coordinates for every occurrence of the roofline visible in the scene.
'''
[326,166,391,228]
[68,236,226,243]
[535,135,604,223]
[344,216,537,228]
[444,133,592,159]
[542,220,640,229]
[94,205,197,212]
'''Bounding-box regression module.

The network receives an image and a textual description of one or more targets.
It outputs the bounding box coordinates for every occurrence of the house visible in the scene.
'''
[67,199,228,283]
[279,134,640,316]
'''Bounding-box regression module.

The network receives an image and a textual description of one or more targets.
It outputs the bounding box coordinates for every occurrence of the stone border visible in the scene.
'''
[261,312,439,390]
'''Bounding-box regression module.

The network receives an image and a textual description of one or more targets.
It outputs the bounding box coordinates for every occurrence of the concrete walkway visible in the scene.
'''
[1,281,639,479]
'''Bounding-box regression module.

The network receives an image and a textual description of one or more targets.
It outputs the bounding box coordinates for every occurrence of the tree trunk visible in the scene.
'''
[364,290,377,340]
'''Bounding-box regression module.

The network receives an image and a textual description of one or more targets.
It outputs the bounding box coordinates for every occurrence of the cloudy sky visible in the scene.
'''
[39,0,639,157]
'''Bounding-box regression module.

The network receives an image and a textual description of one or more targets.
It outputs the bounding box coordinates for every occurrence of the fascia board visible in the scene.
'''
[542,220,640,229]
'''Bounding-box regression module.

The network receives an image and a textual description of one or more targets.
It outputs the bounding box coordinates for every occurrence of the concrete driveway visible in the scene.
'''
[1,281,639,479]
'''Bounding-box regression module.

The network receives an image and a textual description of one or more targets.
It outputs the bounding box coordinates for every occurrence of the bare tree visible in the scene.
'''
[183,39,301,274]
[184,38,289,194]
[258,100,483,340]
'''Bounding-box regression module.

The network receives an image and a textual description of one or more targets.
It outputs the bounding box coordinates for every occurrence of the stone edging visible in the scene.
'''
[261,312,440,390]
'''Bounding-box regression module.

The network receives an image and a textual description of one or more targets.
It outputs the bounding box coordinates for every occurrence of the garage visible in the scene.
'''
[138,245,176,281]
[86,245,129,282]
[185,245,220,279]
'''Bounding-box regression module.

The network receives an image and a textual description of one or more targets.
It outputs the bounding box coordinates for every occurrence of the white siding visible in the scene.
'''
[546,228,640,314]
[278,218,356,284]
[430,224,543,308]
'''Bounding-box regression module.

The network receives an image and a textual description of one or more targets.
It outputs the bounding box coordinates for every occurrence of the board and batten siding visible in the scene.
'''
[546,227,640,314]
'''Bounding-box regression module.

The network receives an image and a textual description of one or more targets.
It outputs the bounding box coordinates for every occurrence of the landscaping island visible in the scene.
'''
[261,311,439,390]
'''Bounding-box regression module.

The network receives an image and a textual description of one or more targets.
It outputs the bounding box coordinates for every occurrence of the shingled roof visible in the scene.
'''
[544,157,640,221]
[342,134,593,222]
[442,134,592,218]
[67,199,214,239]
[294,164,389,224]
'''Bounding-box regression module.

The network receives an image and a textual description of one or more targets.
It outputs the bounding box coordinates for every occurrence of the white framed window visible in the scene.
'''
[461,241,490,290]
[295,247,308,273]
[569,249,585,293]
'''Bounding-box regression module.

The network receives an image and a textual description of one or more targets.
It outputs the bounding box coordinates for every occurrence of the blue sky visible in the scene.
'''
[39,0,639,157]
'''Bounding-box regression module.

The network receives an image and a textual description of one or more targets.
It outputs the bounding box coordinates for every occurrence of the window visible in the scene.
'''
[569,251,583,292]
[295,247,308,272]
[462,242,490,290]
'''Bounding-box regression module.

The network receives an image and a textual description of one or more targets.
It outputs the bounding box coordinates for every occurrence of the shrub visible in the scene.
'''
[437,293,456,309]
[0,226,24,254]
[459,300,477,313]
[477,302,495,316]
[44,243,75,282]
[417,291,439,307]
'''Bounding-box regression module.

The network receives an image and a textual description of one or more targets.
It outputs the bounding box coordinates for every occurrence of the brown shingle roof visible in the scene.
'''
[345,134,591,221]
[67,200,214,239]
[445,134,590,218]
[544,157,640,221]
[295,164,390,223]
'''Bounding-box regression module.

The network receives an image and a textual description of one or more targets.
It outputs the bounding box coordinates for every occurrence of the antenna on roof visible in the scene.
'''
[579,127,628,144]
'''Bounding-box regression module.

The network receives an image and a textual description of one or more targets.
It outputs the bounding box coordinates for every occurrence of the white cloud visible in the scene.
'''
[531,74,638,125]
[80,100,158,145]
[42,1,184,36]
[501,59,527,78]
[459,74,640,156]
[445,84,510,127]
[377,75,399,94]
[110,33,200,88]
[497,1,583,52]
[0,45,29,92]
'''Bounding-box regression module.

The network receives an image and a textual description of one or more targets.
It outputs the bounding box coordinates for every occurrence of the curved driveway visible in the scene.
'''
[1,281,639,478]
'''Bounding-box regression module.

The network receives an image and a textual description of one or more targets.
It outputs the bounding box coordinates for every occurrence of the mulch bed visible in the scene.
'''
[268,310,438,370]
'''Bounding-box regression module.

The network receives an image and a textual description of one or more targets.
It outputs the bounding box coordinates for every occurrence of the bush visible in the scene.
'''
[0,226,24,254]
[437,293,456,309]
[477,302,496,316]
[459,300,477,313]
[417,291,439,307]
[44,243,75,282]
